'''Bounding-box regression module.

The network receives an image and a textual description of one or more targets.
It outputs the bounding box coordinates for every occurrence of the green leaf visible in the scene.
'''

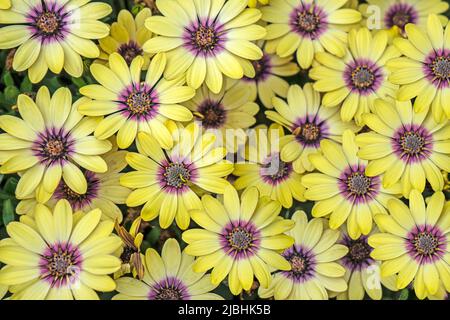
[20,76,33,92]
[2,199,15,226]
[131,4,144,15]
[0,190,10,200]
[3,72,14,87]
[398,289,409,300]
[4,176,18,194]
[71,76,86,88]
[4,86,20,103]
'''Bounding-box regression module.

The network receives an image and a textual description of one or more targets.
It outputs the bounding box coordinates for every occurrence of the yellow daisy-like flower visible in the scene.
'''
[369,190,450,300]
[78,53,194,149]
[0,87,111,204]
[233,124,305,208]
[0,0,10,10]
[121,122,234,230]
[230,41,300,109]
[143,0,266,94]
[266,84,358,173]
[336,227,398,300]
[258,210,348,300]
[0,0,111,83]
[183,81,258,152]
[261,0,361,69]
[16,151,130,223]
[388,14,450,122]
[249,0,269,8]
[359,0,448,35]
[356,99,450,197]
[182,185,294,295]
[97,9,154,69]
[303,130,401,239]
[0,200,122,300]
[310,28,400,125]
[113,239,223,300]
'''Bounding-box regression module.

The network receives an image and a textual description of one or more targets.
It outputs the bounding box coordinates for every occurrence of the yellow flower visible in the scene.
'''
[369,190,450,300]
[0,87,111,203]
[233,124,305,208]
[248,0,269,9]
[16,151,130,223]
[258,210,348,300]
[356,99,450,197]
[97,9,154,69]
[0,200,122,300]
[182,185,294,296]
[0,0,111,83]
[310,28,400,125]
[303,130,401,239]
[113,239,223,300]
[261,0,361,69]
[359,0,448,35]
[230,40,300,109]
[0,0,10,10]
[143,0,266,93]
[388,14,450,122]
[266,84,358,173]
[121,122,234,230]
[79,53,194,149]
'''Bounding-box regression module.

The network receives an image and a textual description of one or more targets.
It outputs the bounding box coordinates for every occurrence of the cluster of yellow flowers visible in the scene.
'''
[0,0,448,301]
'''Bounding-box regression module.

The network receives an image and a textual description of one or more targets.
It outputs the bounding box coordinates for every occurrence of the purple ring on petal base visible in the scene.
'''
[293,115,329,148]
[196,99,227,129]
[32,128,75,167]
[243,54,272,83]
[260,153,293,186]
[344,59,383,95]
[39,242,83,288]
[338,165,381,205]
[148,277,190,300]
[406,225,446,264]
[183,19,226,57]
[54,171,100,210]
[392,125,433,164]
[26,1,71,43]
[289,3,328,40]
[157,160,198,194]
[423,49,450,89]
[118,83,160,122]
[118,41,144,65]
[341,234,374,271]
[384,2,418,31]
[220,220,261,260]
[281,245,316,283]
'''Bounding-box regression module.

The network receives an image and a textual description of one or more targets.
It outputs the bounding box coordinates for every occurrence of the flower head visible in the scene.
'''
[262,0,361,69]
[356,99,450,197]
[79,53,194,149]
[310,28,400,125]
[369,190,450,299]
[389,14,450,122]
[0,87,111,203]
[0,200,122,299]
[143,0,266,93]
[182,185,294,295]
[258,211,348,300]
[0,0,111,83]
[303,130,401,239]
[97,9,154,69]
[266,84,358,173]
[121,122,234,230]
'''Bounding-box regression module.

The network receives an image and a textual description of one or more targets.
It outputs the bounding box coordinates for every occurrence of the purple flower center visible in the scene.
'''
[289,3,328,39]
[384,3,418,30]
[158,160,197,194]
[39,243,82,288]
[341,235,374,271]
[184,21,226,56]
[260,154,293,185]
[27,2,69,42]
[424,50,450,89]
[344,59,383,95]
[220,221,260,259]
[339,165,380,204]
[406,225,446,264]
[244,54,272,82]
[54,171,100,210]
[118,41,143,65]
[282,245,316,283]
[148,277,189,300]
[196,99,227,129]
[33,128,74,166]
[119,83,159,121]
[392,125,432,163]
